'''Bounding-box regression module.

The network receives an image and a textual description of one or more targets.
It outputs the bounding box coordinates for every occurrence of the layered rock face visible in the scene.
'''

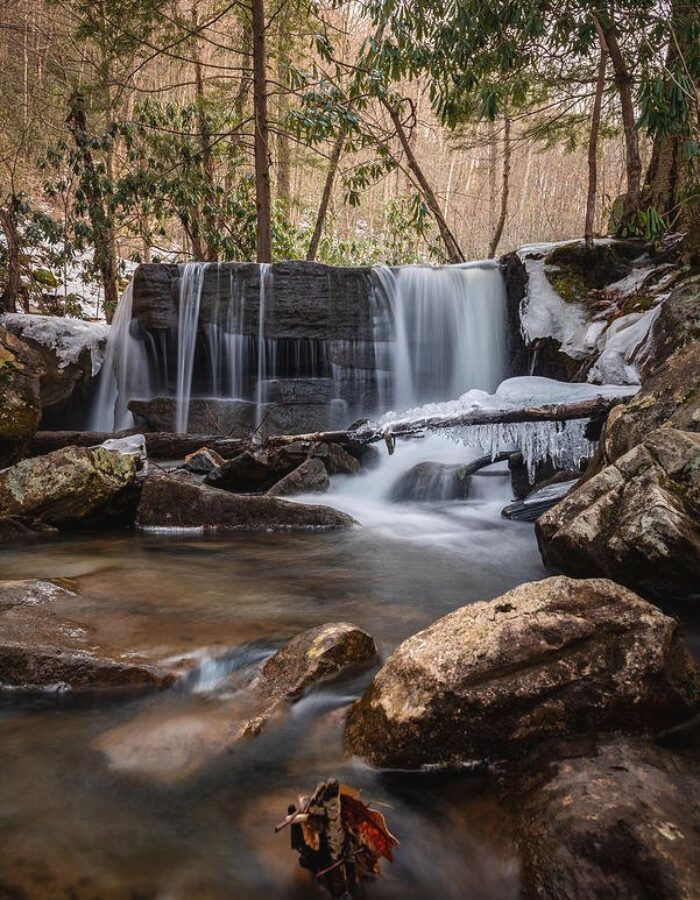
[537,429,700,601]
[0,325,43,467]
[535,275,700,603]
[127,261,382,435]
[345,577,700,769]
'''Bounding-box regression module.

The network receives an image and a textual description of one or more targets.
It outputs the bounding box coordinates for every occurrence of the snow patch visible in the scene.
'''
[587,306,661,385]
[1,313,110,375]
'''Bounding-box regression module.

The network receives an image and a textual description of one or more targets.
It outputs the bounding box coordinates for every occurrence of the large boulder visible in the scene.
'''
[0,445,138,527]
[98,623,377,780]
[344,577,700,769]
[639,272,700,378]
[0,325,43,467]
[137,474,355,531]
[536,429,700,602]
[516,738,700,900]
[0,580,178,693]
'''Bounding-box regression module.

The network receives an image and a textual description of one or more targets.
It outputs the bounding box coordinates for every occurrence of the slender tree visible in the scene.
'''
[251,0,272,261]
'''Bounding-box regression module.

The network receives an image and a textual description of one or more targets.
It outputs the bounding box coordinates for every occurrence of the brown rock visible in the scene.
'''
[0,580,178,693]
[516,737,700,900]
[137,473,355,531]
[266,457,330,496]
[97,623,377,779]
[345,576,700,769]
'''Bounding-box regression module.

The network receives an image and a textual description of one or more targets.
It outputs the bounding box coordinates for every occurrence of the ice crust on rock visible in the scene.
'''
[1,313,110,375]
[586,306,661,385]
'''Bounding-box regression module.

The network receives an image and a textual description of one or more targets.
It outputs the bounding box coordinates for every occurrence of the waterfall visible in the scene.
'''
[89,260,508,436]
[88,281,151,431]
[372,261,507,414]
[255,263,272,427]
[175,263,207,433]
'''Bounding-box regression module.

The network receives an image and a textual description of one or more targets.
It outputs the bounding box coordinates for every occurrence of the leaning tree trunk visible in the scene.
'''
[585,20,609,247]
[191,5,218,261]
[306,123,349,261]
[488,115,511,258]
[381,97,465,263]
[252,0,272,262]
[0,196,29,313]
[604,24,642,216]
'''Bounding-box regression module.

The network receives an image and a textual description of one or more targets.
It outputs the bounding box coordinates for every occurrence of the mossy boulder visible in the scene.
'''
[0,445,138,527]
[546,240,644,297]
[0,325,43,467]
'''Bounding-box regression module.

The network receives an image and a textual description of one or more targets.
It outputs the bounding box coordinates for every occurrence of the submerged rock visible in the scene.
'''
[267,457,330,497]
[0,445,138,527]
[537,429,700,602]
[0,325,43,467]
[0,580,178,693]
[345,576,700,769]
[137,474,355,531]
[97,623,377,779]
[389,461,471,502]
[516,737,700,900]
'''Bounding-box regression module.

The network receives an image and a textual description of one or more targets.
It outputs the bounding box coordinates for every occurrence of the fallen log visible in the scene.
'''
[29,431,244,460]
[269,393,635,446]
[27,394,634,461]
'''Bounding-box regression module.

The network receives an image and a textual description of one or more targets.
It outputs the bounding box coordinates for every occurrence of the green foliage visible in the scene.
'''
[617,207,667,242]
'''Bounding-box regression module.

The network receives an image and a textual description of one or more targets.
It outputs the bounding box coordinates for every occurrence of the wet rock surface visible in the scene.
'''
[389,461,471,502]
[0,325,43,467]
[0,445,138,527]
[345,576,700,769]
[137,473,356,531]
[98,623,377,779]
[266,457,330,497]
[0,580,179,693]
[515,737,700,900]
[537,429,700,602]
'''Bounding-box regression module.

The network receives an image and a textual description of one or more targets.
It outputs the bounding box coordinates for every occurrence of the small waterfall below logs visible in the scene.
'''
[89,260,508,434]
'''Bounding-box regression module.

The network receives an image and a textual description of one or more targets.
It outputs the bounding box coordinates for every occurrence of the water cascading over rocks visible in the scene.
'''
[90,260,509,436]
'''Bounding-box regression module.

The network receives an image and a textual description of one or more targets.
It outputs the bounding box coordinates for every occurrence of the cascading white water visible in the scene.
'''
[89,281,152,431]
[372,261,507,413]
[90,259,510,436]
[175,263,206,433]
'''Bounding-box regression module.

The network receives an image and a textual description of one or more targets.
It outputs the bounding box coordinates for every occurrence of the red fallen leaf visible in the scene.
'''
[340,790,400,862]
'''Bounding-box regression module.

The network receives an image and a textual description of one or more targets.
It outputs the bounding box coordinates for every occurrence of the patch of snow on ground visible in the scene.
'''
[1,313,110,375]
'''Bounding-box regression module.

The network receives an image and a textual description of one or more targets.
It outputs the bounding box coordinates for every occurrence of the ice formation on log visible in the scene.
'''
[371,377,639,480]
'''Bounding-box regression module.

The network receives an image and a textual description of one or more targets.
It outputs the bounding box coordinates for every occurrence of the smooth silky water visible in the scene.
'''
[0,436,545,899]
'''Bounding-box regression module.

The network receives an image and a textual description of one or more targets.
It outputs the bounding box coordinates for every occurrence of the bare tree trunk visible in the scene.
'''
[604,24,642,214]
[275,22,292,207]
[252,0,272,262]
[66,92,118,322]
[0,197,28,313]
[191,5,218,260]
[488,115,511,258]
[382,98,464,263]
[586,21,609,247]
[306,124,348,261]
